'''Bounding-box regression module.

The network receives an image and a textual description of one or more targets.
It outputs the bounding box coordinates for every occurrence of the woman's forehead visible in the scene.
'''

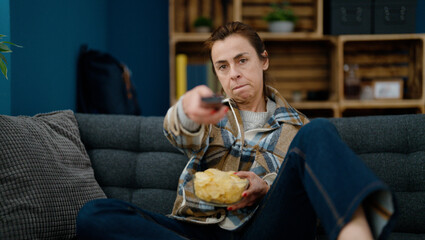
[211,35,255,61]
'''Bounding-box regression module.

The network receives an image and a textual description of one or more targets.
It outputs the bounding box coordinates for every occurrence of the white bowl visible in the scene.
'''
[268,21,295,33]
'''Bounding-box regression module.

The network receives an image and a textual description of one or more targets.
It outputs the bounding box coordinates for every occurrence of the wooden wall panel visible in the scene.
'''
[265,41,332,101]
[242,0,318,32]
[173,0,233,33]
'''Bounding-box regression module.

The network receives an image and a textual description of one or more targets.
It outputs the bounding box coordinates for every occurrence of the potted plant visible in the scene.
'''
[193,16,213,33]
[264,2,297,33]
[0,34,21,80]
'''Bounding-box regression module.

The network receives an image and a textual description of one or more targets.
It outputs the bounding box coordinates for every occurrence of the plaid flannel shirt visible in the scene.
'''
[163,86,309,230]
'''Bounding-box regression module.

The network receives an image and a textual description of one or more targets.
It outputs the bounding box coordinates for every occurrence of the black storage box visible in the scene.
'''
[374,0,417,34]
[325,0,373,35]
[417,0,425,33]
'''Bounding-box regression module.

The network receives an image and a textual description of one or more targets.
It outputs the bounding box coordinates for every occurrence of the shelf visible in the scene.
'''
[171,33,211,43]
[169,0,425,118]
[340,99,425,110]
[338,33,425,42]
[339,35,424,102]
[241,0,323,35]
[171,32,334,43]
[290,101,338,109]
[259,32,328,41]
[288,101,339,118]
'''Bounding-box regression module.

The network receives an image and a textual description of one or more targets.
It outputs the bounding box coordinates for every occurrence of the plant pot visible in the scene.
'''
[195,26,211,33]
[268,21,294,33]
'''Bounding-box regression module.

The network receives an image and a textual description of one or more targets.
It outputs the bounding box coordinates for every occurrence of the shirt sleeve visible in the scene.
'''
[262,173,277,186]
[176,97,201,133]
[163,97,208,159]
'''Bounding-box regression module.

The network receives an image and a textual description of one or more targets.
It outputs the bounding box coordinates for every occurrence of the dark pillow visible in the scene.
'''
[0,110,106,239]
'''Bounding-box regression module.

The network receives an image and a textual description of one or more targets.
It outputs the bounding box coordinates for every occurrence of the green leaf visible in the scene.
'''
[0,58,8,80]
[0,43,12,53]
[0,34,5,38]
[0,53,7,65]
[2,41,23,48]
[264,1,297,23]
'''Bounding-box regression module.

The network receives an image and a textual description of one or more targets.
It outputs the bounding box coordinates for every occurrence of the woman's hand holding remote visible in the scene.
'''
[182,85,229,125]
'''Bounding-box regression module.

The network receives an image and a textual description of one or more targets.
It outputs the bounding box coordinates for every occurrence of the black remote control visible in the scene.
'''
[201,95,224,109]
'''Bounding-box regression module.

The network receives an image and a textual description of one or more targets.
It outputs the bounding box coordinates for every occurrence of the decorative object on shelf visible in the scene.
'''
[374,0,418,34]
[0,34,21,80]
[264,2,297,33]
[372,78,404,99]
[193,16,213,33]
[343,63,361,99]
[325,0,421,35]
[359,79,374,100]
[292,90,302,102]
[324,0,372,35]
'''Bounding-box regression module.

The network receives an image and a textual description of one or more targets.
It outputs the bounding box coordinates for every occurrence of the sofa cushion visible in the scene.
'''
[75,113,188,215]
[330,114,425,235]
[0,110,106,239]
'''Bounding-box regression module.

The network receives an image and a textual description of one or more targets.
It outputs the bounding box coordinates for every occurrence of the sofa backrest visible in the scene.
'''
[75,113,188,215]
[76,113,425,236]
[329,114,425,235]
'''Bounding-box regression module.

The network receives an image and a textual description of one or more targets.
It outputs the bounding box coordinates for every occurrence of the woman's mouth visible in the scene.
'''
[233,84,248,91]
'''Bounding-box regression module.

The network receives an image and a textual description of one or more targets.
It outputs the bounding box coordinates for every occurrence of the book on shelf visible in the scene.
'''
[187,64,207,91]
[206,61,220,94]
[175,54,220,99]
[176,54,187,99]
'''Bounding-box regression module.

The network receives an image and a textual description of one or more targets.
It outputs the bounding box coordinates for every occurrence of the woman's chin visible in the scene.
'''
[232,94,253,104]
[232,88,252,99]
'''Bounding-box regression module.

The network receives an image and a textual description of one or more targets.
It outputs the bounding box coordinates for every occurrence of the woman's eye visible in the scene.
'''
[239,58,247,64]
[218,65,227,70]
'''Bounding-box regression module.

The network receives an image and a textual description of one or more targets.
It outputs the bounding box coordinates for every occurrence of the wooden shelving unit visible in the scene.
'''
[169,0,425,118]
[337,34,425,116]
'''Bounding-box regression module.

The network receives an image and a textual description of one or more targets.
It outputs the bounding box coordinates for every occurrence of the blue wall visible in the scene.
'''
[9,0,108,116]
[5,0,169,116]
[107,0,170,116]
[0,0,11,114]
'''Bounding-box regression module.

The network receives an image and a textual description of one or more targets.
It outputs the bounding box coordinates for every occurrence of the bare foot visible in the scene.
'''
[338,205,373,240]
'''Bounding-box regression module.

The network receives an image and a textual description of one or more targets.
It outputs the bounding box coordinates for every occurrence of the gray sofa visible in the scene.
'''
[75,113,425,239]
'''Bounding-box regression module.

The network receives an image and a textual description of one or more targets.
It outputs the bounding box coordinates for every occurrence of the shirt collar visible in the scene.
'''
[222,86,306,128]
[266,86,306,127]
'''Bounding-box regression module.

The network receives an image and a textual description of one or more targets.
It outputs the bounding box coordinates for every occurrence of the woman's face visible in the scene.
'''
[211,34,269,109]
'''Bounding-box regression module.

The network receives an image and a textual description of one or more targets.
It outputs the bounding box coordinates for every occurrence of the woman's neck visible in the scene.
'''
[237,96,267,112]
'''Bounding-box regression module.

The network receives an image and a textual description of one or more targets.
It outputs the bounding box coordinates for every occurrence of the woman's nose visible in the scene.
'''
[229,66,241,80]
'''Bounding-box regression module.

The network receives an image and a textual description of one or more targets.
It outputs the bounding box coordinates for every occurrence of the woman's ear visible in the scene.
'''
[261,50,269,71]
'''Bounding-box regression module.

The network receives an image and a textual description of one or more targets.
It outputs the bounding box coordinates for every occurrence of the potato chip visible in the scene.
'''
[194,168,249,205]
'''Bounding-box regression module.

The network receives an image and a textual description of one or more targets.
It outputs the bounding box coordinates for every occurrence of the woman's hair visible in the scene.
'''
[204,21,270,98]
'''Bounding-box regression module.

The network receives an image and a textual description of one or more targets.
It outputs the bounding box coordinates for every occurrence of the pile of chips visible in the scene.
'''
[194,168,249,205]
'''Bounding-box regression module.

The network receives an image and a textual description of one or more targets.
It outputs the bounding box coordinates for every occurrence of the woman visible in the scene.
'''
[77,22,397,240]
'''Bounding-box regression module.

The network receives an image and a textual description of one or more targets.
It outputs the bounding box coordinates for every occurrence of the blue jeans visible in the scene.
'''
[76,119,397,240]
